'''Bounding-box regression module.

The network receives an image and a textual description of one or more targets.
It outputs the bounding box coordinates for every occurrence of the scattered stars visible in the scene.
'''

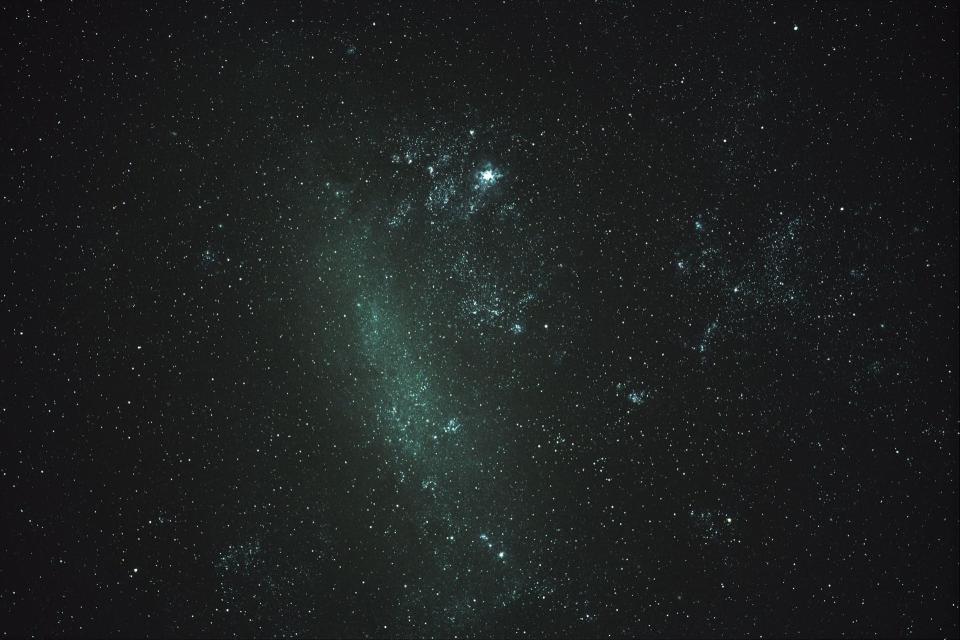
[4,4,953,638]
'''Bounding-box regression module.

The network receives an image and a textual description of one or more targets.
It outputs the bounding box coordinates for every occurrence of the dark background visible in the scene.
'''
[1,1,957,637]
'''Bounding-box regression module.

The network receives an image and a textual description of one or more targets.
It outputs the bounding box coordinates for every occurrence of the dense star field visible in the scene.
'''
[1,2,958,637]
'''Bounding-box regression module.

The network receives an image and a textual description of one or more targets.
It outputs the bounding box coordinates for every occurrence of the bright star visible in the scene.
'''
[476,164,501,189]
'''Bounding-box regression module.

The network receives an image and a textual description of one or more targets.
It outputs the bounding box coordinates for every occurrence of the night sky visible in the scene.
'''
[2,2,958,637]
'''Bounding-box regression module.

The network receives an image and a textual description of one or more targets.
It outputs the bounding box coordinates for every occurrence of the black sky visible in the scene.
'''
[1,2,958,637]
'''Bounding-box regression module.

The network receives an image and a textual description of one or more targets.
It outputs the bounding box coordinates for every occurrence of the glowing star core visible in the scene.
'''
[476,165,502,189]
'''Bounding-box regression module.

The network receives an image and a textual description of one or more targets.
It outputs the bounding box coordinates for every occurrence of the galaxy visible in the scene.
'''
[2,2,957,637]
